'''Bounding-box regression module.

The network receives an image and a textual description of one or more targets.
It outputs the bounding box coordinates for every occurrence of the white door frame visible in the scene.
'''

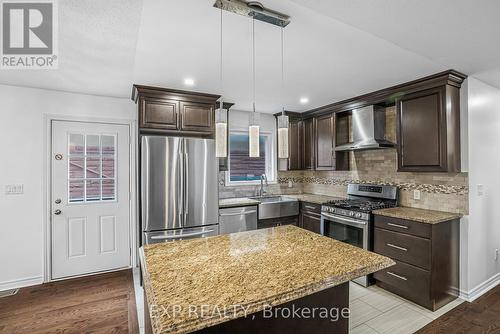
[43,114,138,282]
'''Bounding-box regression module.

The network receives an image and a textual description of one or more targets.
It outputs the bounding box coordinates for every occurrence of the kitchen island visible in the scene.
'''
[140,225,394,334]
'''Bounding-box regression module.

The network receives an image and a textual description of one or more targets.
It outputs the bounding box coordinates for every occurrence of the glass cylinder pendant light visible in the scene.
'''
[249,16,260,158]
[277,27,289,159]
[215,7,228,158]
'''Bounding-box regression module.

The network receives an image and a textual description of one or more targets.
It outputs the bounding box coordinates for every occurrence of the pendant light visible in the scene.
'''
[249,16,260,158]
[215,6,228,158]
[277,27,289,159]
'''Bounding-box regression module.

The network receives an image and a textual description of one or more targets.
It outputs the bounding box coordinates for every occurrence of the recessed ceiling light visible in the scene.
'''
[300,97,309,104]
[184,78,195,86]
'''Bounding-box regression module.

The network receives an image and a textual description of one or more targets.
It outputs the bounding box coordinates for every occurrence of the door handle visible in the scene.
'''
[386,271,408,281]
[220,210,257,217]
[54,209,62,215]
[150,229,214,240]
[184,151,189,216]
[387,222,408,229]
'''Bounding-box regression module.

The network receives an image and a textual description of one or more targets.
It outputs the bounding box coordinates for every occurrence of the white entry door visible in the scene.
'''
[51,120,131,279]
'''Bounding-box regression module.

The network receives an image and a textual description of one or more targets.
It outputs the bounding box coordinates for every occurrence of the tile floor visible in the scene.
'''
[132,268,463,334]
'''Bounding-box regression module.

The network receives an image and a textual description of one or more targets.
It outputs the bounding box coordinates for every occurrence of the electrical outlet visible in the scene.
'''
[5,184,24,195]
[413,189,421,200]
[495,249,499,261]
[288,180,293,188]
[477,184,484,196]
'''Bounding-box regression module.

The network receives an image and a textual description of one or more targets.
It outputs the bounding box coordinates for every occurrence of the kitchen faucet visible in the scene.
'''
[259,174,268,197]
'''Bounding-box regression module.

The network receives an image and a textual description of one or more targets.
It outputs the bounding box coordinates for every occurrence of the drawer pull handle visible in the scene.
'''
[304,205,317,210]
[386,243,408,252]
[386,271,408,281]
[387,223,408,229]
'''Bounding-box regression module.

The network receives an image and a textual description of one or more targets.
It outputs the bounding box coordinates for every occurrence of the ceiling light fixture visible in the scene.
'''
[249,16,260,158]
[277,27,289,159]
[184,78,195,86]
[300,97,309,104]
[215,6,227,158]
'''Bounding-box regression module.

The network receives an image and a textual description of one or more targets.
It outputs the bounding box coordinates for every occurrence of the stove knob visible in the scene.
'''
[331,208,335,213]
[349,212,355,217]
[355,213,362,218]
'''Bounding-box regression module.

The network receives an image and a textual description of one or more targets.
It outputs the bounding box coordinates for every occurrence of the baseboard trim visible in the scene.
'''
[460,272,500,302]
[0,276,43,292]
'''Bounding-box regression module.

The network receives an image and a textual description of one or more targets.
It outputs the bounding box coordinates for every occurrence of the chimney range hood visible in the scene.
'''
[335,105,396,152]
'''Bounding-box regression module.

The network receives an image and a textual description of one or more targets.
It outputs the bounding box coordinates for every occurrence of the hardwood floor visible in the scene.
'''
[0,269,138,334]
[417,284,500,333]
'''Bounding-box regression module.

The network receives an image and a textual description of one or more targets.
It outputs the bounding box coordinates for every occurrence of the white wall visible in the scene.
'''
[465,77,500,299]
[0,84,135,290]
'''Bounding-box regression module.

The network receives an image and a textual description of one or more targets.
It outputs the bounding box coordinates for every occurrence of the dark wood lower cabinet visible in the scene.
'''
[299,202,322,234]
[192,282,349,334]
[258,216,299,229]
[373,215,460,311]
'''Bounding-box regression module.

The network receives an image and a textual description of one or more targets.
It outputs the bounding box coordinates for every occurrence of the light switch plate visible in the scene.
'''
[477,184,484,196]
[413,189,421,200]
[5,184,24,195]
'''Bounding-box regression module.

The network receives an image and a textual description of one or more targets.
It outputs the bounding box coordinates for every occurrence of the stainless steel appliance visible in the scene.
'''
[249,196,299,220]
[141,136,219,244]
[320,184,398,286]
[219,206,258,235]
[335,105,396,151]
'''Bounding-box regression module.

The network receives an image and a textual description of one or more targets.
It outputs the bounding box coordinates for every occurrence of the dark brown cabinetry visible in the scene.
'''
[373,215,460,311]
[299,202,321,234]
[315,114,349,171]
[396,85,461,172]
[303,118,315,170]
[288,120,304,170]
[258,216,299,229]
[132,85,220,137]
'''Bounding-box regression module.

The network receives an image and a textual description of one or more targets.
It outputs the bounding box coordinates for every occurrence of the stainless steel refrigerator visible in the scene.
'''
[141,136,219,244]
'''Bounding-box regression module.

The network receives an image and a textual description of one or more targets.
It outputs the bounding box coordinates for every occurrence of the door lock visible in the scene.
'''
[54,209,62,215]
[55,154,63,160]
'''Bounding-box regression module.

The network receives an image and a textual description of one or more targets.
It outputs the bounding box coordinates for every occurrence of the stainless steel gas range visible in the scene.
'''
[320,184,399,286]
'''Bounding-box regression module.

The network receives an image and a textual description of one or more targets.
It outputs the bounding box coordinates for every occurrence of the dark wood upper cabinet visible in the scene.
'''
[396,85,461,172]
[288,120,303,170]
[315,114,335,170]
[180,101,214,132]
[132,85,220,137]
[140,98,178,130]
[303,118,315,170]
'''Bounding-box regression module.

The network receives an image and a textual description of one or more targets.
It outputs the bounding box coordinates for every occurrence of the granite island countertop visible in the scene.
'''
[372,206,462,224]
[140,225,394,334]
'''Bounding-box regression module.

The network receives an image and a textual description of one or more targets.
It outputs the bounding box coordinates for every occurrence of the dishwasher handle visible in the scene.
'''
[220,210,257,217]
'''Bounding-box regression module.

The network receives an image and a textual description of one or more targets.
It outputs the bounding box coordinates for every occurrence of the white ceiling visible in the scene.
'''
[1,0,499,113]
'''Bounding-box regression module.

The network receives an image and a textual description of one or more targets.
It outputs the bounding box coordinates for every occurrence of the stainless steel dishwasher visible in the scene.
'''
[219,206,258,235]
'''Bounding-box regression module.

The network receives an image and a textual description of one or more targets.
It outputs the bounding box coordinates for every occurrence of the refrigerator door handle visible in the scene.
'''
[184,149,189,216]
[178,150,184,223]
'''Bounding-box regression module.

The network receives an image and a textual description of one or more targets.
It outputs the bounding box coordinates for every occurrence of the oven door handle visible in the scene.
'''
[321,212,367,229]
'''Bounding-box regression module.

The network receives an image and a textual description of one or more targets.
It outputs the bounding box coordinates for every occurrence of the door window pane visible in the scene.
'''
[229,134,266,182]
[86,135,100,155]
[68,133,116,203]
[69,180,84,202]
[69,156,84,178]
[69,134,84,154]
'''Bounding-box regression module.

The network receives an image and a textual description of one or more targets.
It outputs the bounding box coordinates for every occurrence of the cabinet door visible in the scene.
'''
[303,118,315,170]
[315,114,335,170]
[397,87,447,172]
[140,98,179,130]
[301,212,321,234]
[288,120,303,170]
[180,101,214,132]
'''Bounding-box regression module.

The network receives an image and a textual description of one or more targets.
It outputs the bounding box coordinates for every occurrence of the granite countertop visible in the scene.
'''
[219,197,260,208]
[140,225,394,334]
[372,207,462,224]
[219,193,344,208]
[283,193,345,205]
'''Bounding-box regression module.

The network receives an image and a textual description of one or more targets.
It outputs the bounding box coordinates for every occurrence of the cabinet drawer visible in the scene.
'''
[374,228,431,270]
[374,260,430,300]
[300,202,321,213]
[374,215,431,238]
[301,212,321,234]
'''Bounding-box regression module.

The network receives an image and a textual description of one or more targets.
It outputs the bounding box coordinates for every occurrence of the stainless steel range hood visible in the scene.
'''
[335,105,396,151]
